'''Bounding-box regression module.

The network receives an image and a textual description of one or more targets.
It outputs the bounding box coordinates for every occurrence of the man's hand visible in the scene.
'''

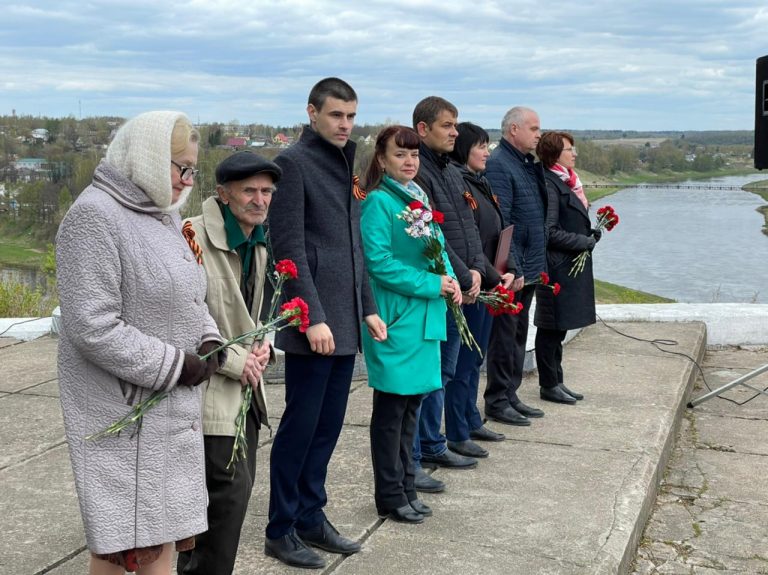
[251,340,271,370]
[500,272,516,290]
[512,275,524,292]
[240,348,266,391]
[306,322,335,355]
[364,314,387,342]
[468,269,482,298]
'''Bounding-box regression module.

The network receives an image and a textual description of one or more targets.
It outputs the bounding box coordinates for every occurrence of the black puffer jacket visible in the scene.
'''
[415,144,484,291]
[485,138,548,280]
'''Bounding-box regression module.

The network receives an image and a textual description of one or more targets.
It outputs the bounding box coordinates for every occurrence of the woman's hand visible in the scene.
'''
[364,314,388,342]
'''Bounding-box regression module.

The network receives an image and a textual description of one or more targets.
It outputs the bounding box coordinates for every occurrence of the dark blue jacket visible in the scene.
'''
[269,126,377,355]
[485,138,548,279]
[414,143,484,291]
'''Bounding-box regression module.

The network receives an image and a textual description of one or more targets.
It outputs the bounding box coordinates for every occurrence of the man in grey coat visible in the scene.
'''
[264,77,387,569]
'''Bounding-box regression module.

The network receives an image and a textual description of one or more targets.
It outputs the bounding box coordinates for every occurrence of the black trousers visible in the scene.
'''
[177,405,260,575]
[370,390,421,514]
[484,285,535,411]
[535,328,567,388]
[266,353,355,539]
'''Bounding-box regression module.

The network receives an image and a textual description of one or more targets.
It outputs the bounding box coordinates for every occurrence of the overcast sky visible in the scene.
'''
[1,1,766,131]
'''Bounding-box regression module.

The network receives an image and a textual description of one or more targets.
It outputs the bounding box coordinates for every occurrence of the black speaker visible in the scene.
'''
[756,55,768,170]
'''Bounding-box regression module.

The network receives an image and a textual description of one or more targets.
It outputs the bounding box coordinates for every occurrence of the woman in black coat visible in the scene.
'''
[533,131,600,404]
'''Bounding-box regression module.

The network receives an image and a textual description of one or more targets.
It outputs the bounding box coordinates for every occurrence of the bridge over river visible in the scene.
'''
[585,182,768,191]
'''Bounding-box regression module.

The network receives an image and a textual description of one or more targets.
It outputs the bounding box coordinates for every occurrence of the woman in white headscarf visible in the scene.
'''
[56,111,223,574]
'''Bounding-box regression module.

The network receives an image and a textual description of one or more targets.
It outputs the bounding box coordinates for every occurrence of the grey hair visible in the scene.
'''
[501,106,535,133]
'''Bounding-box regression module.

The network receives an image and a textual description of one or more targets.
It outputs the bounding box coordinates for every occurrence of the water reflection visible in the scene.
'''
[592,174,768,303]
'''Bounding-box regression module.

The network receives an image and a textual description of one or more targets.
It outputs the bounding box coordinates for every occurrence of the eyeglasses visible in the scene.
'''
[563,147,577,154]
[171,159,200,181]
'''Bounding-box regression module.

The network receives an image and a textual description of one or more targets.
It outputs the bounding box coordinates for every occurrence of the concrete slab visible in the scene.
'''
[0,444,85,575]
[0,335,58,392]
[0,321,717,575]
[631,346,768,575]
[0,393,66,469]
[0,337,20,349]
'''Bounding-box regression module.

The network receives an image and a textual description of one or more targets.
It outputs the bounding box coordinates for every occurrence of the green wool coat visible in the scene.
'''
[361,176,454,396]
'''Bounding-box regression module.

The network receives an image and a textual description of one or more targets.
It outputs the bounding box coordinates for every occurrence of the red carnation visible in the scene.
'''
[432,210,445,224]
[408,200,424,210]
[553,283,561,296]
[280,297,310,333]
[275,259,298,279]
[540,272,550,285]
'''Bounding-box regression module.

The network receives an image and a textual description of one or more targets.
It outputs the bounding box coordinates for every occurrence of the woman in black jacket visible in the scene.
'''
[444,123,514,458]
[534,131,600,404]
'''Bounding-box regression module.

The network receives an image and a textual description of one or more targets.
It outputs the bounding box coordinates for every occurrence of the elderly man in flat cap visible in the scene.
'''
[177,150,281,575]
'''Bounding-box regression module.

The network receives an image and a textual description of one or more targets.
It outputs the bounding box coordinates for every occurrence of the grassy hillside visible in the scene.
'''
[594,279,674,304]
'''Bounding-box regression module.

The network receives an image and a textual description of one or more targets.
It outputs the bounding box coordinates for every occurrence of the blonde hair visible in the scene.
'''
[171,117,200,157]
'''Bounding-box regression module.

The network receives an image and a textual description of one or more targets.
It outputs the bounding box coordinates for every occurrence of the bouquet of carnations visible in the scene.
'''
[225,259,308,469]
[525,272,561,295]
[87,259,310,470]
[477,284,524,317]
[397,200,479,353]
[569,205,619,277]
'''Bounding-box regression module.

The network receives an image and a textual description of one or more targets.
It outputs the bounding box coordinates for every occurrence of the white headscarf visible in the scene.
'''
[105,111,193,212]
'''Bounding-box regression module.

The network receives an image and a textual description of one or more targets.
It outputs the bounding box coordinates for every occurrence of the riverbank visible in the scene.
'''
[595,279,673,304]
[581,167,761,203]
[743,178,768,236]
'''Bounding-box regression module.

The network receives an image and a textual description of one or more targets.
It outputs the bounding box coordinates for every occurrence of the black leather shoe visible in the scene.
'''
[296,519,361,555]
[511,400,545,418]
[414,466,445,493]
[470,425,506,442]
[409,498,433,517]
[379,504,424,524]
[540,385,577,404]
[485,406,531,426]
[265,532,325,569]
[447,439,488,458]
[559,383,584,400]
[421,449,477,469]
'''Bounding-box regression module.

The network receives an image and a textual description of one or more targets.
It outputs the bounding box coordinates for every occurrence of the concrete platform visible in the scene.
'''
[0,321,713,574]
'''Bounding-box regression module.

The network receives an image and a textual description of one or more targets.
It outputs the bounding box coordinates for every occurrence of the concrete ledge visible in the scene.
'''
[595,303,768,346]
[0,317,53,341]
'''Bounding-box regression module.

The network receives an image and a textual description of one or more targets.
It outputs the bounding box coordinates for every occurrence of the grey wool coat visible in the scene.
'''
[268,126,377,355]
[56,159,221,554]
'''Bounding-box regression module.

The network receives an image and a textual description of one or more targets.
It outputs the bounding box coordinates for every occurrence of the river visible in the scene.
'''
[591,174,768,303]
[2,173,767,303]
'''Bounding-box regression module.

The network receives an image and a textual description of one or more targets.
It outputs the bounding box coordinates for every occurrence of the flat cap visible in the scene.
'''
[215,151,282,185]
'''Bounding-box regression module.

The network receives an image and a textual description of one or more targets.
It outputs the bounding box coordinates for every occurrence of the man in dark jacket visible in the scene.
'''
[483,106,549,425]
[265,77,387,569]
[410,96,486,491]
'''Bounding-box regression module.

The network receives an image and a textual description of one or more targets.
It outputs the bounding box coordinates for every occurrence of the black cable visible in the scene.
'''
[595,312,768,406]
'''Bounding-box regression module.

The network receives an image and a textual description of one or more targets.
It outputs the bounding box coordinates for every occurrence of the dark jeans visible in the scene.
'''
[370,390,421,513]
[266,353,355,539]
[445,302,493,442]
[535,327,567,388]
[413,311,459,461]
[177,406,260,575]
[484,285,535,412]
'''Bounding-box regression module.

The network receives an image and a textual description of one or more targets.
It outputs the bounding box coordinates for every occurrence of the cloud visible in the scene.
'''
[0,0,765,129]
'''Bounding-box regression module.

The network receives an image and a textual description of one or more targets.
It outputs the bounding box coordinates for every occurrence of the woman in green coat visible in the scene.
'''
[361,126,461,524]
